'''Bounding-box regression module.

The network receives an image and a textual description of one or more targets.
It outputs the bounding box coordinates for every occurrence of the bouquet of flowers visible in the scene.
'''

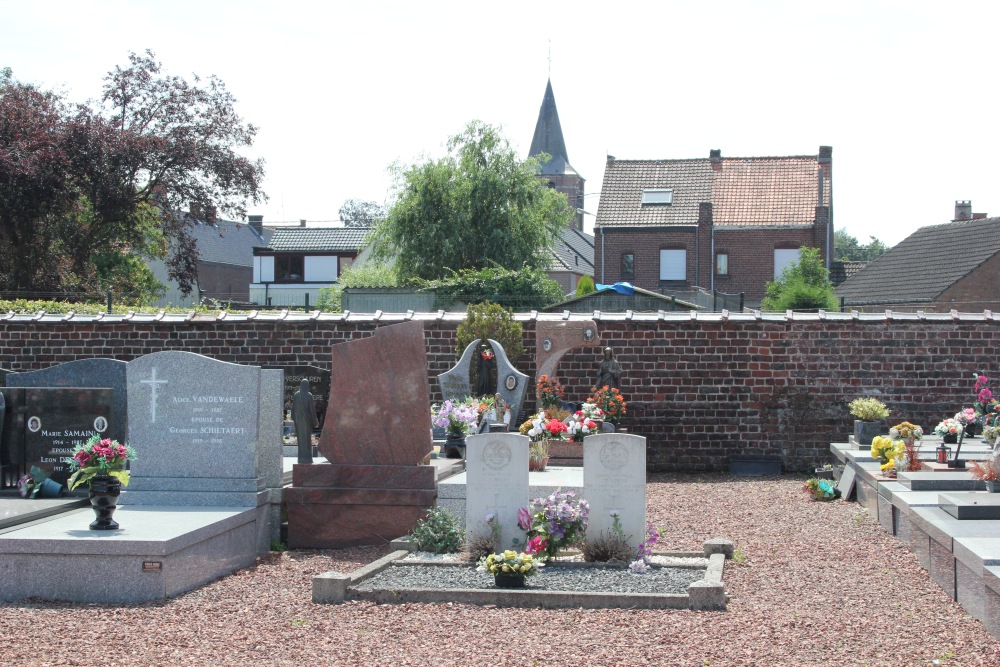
[67,435,137,490]
[431,399,479,437]
[974,373,997,418]
[968,455,1000,482]
[870,435,905,473]
[955,408,978,427]
[578,401,605,422]
[566,417,599,442]
[934,418,964,437]
[517,489,589,561]
[590,386,626,425]
[519,412,569,442]
[478,550,543,577]
[536,375,565,408]
[802,478,840,501]
[888,421,923,443]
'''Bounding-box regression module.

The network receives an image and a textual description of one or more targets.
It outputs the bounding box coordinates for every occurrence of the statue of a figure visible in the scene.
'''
[291,378,319,464]
[493,393,507,424]
[475,343,496,398]
[595,347,622,391]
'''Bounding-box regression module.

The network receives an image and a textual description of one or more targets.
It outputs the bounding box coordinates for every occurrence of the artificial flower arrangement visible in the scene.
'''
[870,435,905,473]
[519,412,569,442]
[974,373,998,419]
[67,435,137,490]
[888,421,923,443]
[848,397,890,422]
[934,418,964,438]
[431,398,479,437]
[566,416,599,442]
[478,549,543,577]
[590,385,626,425]
[955,407,978,427]
[517,489,589,562]
[578,401,605,422]
[968,456,1000,482]
[536,375,565,408]
[802,477,841,501]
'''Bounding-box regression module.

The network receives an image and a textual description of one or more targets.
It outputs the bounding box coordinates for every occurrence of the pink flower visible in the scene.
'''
[979,388,993,403]
[517,506,532,531]
[525,536,547,555]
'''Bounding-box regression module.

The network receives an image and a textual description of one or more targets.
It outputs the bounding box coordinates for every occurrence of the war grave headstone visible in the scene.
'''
[0,351,275,603]
[287,321,437,548]
[583,433,647,549]
[464,432,529,550]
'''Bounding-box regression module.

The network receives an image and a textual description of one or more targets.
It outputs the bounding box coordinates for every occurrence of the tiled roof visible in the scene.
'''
[829,261,868,286]
[548,228,594,276]
[263,227,369,253]
[595,153,829,228]
[835,217,1000,304]
[189,219,271,267]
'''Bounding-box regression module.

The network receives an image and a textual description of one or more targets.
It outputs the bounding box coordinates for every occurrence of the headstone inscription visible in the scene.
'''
[125,351,262,506]
[583,433,647,549]
[22,388,112,485]
[465,432,530,551]
[264,364,330,428]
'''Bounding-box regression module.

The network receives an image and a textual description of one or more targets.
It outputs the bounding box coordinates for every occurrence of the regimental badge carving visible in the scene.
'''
[600,441,629,470]
[483,441,513,470]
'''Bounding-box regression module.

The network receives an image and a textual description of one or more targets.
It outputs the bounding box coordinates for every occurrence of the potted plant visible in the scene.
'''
[431,398,479,458]
[67,435,137,530]
[477,549,543,588]
[516,489,589,562]
[577,401,605,429]
[814,463,834,480]
[848,397,889,447]
[968,455,1000,492]
[870,435,905,478]
[528,440,549,472]
[567,415,600,442]
[590,386,627,430]
[520,411,569,468]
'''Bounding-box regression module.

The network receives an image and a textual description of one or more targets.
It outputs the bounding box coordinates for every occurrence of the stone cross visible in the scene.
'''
[140,367,168,423]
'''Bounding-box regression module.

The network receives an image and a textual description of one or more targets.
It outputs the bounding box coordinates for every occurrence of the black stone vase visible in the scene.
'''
[494,573,526,589]
[88,475,121,530]
[444,433,467,459]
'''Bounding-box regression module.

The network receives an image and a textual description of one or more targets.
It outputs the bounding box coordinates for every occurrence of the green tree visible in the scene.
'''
[370,120,573,280]
[315,261,399,312]
[761,246,839,312]
[575,274,596,297]
[338,199,385,227]
[455,301,524,363]
[834,229,889,262]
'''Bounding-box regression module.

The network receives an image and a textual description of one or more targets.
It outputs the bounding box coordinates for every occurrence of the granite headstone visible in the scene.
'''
[6,359,129,442]
[125,351,262,506]
[264,364,330,427]
[534,320,600,386]
[437,338,528,423]
[583,433,647,549]
[22,388,112,485]
[465,432,530,551]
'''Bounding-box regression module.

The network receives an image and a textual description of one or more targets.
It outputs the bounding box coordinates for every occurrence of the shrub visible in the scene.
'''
[455,301,524,362]
[575,274,596,297]
[580,530,635,563]
[422,265,563,312]
[409,506,464,554]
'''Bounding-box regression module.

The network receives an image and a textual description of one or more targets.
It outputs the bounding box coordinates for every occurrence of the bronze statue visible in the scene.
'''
[595,347,621,391]
[291,378,319,464]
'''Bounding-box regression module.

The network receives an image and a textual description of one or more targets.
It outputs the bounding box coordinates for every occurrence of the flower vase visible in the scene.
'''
[494,573,526,589]
[943,433,958,444]
[88,475,121,530]
[985,480,999,493]
[443,434,466,459]
[528,456,549,472]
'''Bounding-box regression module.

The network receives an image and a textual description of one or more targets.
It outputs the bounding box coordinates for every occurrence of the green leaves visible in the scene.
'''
[761,246,839,312]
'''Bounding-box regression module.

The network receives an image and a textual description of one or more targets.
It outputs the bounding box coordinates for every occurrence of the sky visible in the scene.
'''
[2,0,998,246]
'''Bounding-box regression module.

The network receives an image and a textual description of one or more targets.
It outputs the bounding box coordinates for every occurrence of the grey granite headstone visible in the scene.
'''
[6,359,128,442]
[583,433,647,549]
[437,339,528,422]
[0,368,11,386]
[837,465,857,501]
[259,369,283,543]
[124,351,261,506]
[465,432,529,551]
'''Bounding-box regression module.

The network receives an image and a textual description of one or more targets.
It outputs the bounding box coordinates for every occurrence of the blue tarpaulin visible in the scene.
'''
[595,282,635,295]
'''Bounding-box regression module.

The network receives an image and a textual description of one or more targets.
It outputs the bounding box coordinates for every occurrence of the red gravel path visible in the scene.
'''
[2,473,998,666]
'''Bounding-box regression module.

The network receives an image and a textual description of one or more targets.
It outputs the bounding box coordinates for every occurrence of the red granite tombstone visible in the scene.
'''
[286,321,437,548]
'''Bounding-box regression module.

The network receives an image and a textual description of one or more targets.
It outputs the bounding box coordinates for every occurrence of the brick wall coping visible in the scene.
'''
[2,308,998,326]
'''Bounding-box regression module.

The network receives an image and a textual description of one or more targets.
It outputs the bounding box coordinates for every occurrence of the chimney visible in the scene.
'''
[205,205,217,224]
[248,214,264,236]
[709,149,722,163]
[818,146,832,163]
[955,201,972,221]
[189,202,202,219]
[606,154,616,163]
[299,219,307,228]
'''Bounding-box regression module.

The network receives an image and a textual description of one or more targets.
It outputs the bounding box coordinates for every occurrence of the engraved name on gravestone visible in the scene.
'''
[22,388,112,484]
[264,364,330,425]
[583,433,647,548]
[465,432,529,550]
[127,352,260,483]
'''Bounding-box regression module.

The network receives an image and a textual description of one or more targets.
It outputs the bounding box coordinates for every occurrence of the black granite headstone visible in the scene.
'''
[22,388,113,485]
[264,364,330,428]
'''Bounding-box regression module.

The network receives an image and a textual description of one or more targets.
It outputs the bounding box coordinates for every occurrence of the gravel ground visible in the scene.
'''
[2,473,1000,666]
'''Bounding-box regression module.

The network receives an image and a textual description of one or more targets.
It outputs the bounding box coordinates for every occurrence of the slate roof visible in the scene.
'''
[548,227,594,276]
[188,219,271,267]
[261,227,369,253]
[529,79,578,176]
[835,217,1000,304]
[596,153,830,228]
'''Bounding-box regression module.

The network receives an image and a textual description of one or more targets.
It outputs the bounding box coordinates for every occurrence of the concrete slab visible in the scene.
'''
[897,472,985,491]
[940,493,1000,520]
[0,494,89,532]
[910,507,1000,551]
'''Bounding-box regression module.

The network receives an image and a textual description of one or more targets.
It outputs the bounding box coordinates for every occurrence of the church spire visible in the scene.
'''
[529,79,575,176]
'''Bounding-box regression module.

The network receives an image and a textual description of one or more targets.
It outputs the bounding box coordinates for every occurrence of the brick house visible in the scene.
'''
[593,147,833,308]
[836,201,1000,311]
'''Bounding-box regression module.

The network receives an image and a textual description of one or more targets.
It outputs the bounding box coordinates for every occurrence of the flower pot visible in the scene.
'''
[854,420,881,448]
[37,478,65,498]
[985,480,1000,493]
[529,456,549,472]
[88,475,121,530]
[943,433,958,444]
[965,423,980,438]
[494,573,526,589]
[443,434,466,459]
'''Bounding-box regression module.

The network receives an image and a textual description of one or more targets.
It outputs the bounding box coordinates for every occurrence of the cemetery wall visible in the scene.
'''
[2,314,997,472]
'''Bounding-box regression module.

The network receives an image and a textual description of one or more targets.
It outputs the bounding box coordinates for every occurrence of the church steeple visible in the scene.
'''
[529,79,576,176]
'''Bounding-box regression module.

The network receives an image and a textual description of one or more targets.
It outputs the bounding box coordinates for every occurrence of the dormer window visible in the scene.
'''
[641,189,673,205]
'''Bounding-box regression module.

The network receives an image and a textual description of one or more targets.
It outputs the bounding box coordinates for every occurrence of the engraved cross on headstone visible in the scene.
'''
[486,492,508,520]
[607,490,624,516]
[140,367,168,423]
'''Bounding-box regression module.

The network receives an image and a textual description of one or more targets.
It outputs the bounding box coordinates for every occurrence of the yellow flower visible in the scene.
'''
[502,564,510,572]
[881,459,895,471]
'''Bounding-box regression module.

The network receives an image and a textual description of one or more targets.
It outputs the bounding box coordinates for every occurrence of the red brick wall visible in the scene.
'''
[1,315,993,472]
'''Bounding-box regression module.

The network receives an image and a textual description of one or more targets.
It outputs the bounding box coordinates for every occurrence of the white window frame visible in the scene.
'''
[659,249,686,281]
[641,189,673,205]
[773,248,800,279]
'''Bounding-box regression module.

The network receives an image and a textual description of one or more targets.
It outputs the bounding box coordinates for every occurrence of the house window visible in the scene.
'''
[659,248,686,281]
[621,253,635,280]
[275,255,304,282]
[339,256,353,276]
[715,253,729,276]
[641,189,673,205]
[773,248,800,279]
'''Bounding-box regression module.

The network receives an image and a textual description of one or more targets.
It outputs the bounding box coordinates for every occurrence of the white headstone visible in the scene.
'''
[583,433,647,549]
[465,432,529,551]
